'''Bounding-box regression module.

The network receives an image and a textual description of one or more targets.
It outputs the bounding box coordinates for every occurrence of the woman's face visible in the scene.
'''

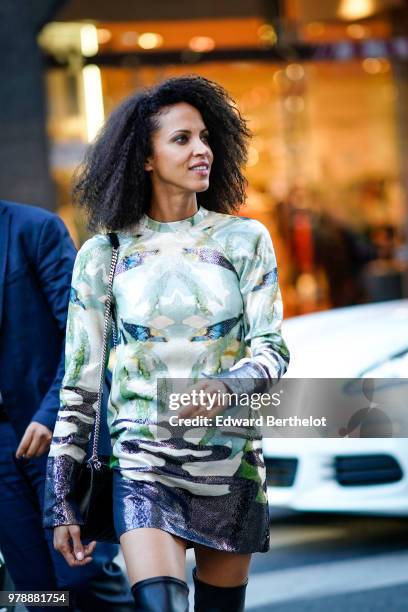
[145,102,213,196]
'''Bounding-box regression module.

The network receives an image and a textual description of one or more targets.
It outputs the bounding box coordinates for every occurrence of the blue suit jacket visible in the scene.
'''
[0,200,111,451]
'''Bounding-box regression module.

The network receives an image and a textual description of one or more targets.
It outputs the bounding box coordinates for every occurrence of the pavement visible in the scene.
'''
[13,509,408,611]
[185,510,408,611]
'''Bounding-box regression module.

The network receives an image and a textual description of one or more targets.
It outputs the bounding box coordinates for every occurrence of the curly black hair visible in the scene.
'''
[73,74,252,232]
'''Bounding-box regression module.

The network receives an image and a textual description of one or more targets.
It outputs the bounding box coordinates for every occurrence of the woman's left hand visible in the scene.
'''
[177,379,230,419]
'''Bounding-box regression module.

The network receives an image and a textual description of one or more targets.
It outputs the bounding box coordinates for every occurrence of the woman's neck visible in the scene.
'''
[147,191,198,222]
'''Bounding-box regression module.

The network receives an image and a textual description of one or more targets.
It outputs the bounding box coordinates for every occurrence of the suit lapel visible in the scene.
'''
[0,202,11,328]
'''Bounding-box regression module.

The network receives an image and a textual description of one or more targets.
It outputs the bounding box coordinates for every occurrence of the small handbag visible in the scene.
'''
[75,232,120,544]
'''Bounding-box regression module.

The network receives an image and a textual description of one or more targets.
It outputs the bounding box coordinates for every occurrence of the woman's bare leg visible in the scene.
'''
[194,543,252,586]
[120,527,187,584]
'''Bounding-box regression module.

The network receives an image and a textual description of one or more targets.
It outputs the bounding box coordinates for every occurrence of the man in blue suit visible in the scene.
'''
[0,200,134,611]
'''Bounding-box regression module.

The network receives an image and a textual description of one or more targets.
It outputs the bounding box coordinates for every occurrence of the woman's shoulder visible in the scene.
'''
[74,234,113,271]
[77,233,111,255]
[207,210,270,250]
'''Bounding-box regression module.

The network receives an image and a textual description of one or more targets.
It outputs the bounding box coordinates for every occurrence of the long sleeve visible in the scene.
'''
[32,215,77,432]
[204,220,290,395]
[43,235,112,528]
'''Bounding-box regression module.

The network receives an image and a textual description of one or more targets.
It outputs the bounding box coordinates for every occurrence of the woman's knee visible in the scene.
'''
[120,527,187,584]
[194,545,251,587]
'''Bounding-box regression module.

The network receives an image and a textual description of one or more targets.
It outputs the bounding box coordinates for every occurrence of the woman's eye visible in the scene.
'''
[173,134,209,144]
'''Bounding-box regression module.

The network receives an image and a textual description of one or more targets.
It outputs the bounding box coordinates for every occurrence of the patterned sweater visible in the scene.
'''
[43,206,290,527]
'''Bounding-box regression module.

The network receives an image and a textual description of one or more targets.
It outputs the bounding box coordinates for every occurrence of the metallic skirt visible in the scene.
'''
[112,469,270,554]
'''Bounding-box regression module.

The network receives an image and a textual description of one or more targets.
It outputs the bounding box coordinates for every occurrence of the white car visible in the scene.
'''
[263,299,408,515]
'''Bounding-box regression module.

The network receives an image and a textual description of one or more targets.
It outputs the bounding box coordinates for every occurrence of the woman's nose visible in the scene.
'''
[192,138,209,155]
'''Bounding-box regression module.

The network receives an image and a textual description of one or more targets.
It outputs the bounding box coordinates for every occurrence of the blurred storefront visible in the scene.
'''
[37,0,408,315]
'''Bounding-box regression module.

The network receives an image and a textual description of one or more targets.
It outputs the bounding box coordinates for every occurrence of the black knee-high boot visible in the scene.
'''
[131,575,189,612]
[192,566,248,612]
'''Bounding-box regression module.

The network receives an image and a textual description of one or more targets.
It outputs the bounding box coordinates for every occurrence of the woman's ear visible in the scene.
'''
[144,157,153,172]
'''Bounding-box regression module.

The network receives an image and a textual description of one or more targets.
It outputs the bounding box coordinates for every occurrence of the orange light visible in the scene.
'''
[272,70,289,93]
[362,58,390,74]
[273,70,286,86]
[338,0,375,20]
[138,32,163,49]
[121,31,139,47]
[97,28,112,44]
[305,22,325,37]
[286,64,305,81]
[188,36,215,52]
[257,24,277,45]
[346,24,367,39]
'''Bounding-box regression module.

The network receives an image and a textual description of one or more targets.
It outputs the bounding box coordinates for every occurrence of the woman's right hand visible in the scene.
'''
[53,525,96,567]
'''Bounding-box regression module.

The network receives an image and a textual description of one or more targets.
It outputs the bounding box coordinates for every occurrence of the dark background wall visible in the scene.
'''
[0,0,65,210]
[56,0,266,21]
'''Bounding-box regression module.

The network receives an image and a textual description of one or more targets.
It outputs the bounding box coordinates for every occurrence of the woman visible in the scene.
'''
[43,75,290,612]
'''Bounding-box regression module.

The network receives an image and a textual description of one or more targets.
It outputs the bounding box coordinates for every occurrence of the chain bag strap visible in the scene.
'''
[88,232,120,469]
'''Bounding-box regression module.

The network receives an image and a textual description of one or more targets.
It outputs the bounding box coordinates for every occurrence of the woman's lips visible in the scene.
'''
[189,164,210,176]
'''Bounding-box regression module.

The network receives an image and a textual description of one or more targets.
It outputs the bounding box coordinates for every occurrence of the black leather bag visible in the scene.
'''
[74,233,119,544]
[76,456,117,543]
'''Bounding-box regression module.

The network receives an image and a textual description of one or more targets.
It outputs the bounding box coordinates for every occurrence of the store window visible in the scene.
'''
[41,17,407,314]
